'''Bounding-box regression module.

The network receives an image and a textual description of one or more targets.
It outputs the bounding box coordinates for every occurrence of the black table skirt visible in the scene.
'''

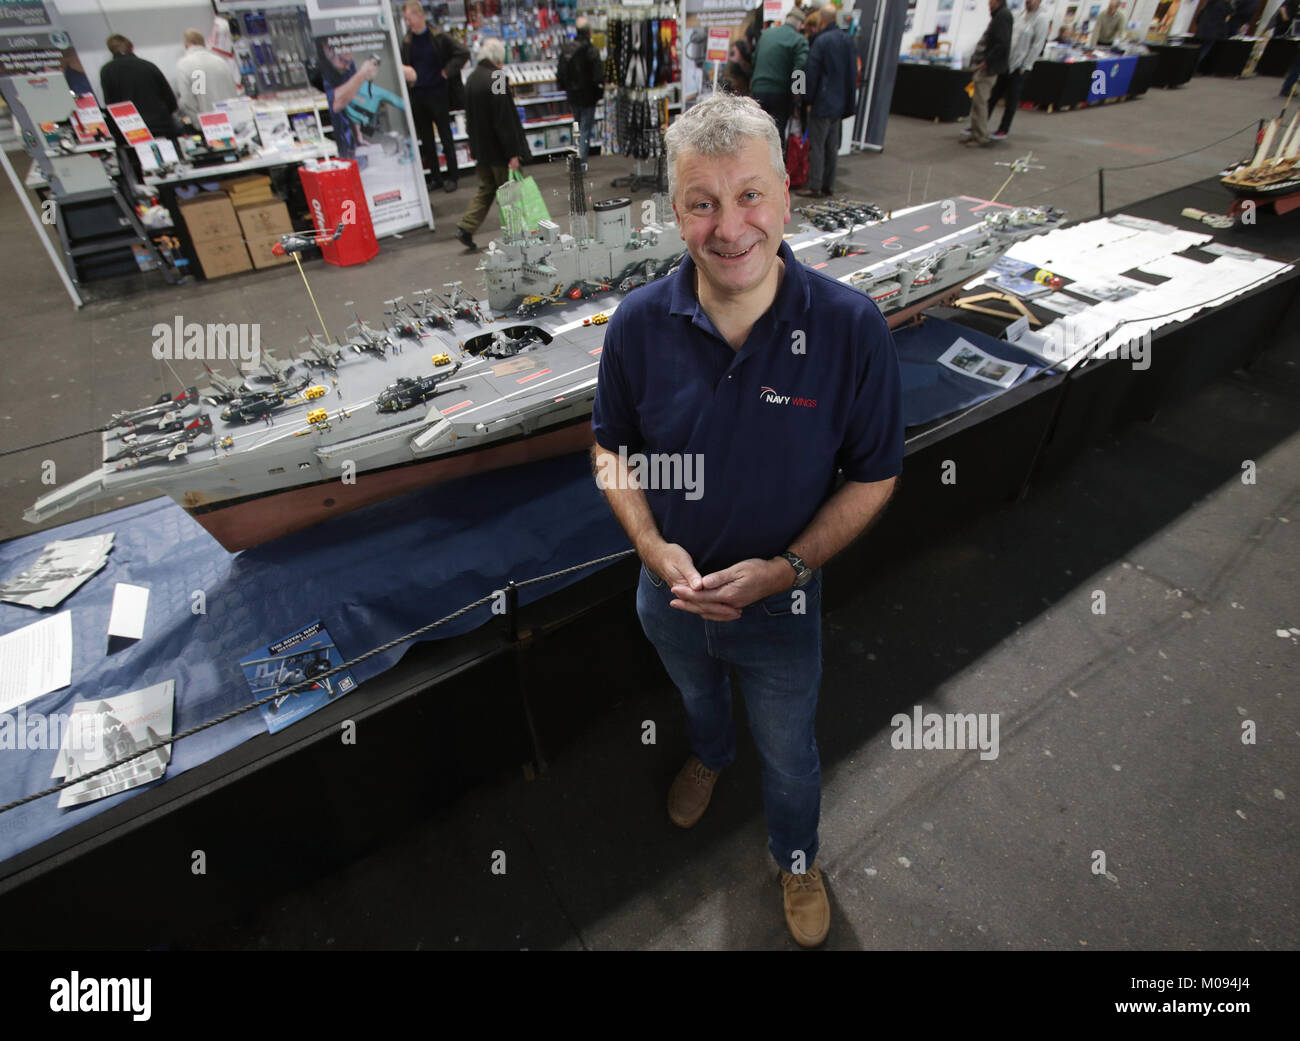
[1199,37,1256,77]
[1129,53,1158,97]
[1148,43,1200,87]
[1257,36,1299,77]
[891,62,972,122]
[1021,59,1094,109]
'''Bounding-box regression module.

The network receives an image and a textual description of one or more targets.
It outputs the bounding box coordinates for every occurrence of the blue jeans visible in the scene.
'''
[635,563,823,873]
[575,105,596,163]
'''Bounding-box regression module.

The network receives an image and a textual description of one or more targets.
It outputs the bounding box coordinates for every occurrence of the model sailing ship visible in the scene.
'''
[26,157,1062,552]
[1222,101,1300,198]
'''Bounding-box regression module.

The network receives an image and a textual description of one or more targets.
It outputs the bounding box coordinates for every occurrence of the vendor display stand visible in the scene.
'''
[1021,54,1158,111]
[1257,34,1300,77]
[1198,36,1259,77]
[1147,42,1200,87]
[890,61,972,122]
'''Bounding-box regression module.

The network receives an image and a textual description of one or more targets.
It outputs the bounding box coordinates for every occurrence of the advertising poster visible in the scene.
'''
[307,1,431,235]
[683,0,752,105]
[239,620,357,735]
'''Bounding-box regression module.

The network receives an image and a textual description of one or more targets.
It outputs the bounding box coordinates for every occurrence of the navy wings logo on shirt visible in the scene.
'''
[758,386,818,408]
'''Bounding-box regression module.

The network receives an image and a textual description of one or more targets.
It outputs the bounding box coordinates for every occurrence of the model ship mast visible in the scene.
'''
[1223,100,1300,195]
[568,152,591,243]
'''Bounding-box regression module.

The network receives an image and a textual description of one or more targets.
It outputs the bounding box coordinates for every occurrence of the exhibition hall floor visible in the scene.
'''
[0,72,1296,949]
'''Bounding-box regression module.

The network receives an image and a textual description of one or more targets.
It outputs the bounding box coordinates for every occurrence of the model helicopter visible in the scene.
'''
[270,221,346,258]
[106,415,212,465]
[375,362,464,413]
[220,392,284,424]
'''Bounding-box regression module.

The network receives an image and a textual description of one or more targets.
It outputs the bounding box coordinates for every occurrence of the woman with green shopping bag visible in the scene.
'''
[455,37,533,251]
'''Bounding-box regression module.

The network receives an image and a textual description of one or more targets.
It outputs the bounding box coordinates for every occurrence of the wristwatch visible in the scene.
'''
[780,551,813,589]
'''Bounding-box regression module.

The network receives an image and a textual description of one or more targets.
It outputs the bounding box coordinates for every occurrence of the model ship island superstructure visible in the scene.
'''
[1221,101,1300,198]
[479,160,684,314]
[26,156,1062,552]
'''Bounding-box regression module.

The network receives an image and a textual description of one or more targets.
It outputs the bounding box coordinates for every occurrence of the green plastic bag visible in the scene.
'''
[497,169,550,238]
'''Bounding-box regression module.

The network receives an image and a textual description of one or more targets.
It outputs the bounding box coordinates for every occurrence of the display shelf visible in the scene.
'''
[142,142,338,187]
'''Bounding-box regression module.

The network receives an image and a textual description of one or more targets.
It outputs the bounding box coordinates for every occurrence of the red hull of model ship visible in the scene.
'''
[188,422,596,552]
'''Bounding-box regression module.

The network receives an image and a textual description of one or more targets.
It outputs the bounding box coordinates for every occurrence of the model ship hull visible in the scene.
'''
[1220,167,1300,198]
[187,418,595,551]
[1221,109,1300,198]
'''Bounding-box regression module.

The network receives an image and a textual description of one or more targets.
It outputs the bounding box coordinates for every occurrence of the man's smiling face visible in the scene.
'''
[671,136,791,304]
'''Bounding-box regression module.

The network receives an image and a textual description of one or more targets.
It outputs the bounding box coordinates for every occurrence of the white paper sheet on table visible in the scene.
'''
[0,611,73,714]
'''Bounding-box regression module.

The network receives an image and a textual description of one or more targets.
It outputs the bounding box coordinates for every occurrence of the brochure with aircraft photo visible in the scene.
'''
[52,680,174,809]
[239,620,357,734]
[939,339,1027,388]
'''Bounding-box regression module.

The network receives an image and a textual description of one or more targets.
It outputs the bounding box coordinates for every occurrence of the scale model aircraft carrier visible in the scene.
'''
[26,157,1061,552]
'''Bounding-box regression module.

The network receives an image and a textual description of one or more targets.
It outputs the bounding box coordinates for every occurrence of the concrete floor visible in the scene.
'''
[1,72,1297,950]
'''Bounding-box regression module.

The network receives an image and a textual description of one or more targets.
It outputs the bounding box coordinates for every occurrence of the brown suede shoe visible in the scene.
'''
[667,755,720,828]
[779,862,830,948]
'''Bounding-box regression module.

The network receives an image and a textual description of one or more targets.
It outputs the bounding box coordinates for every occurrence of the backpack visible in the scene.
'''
[557,39,583,94]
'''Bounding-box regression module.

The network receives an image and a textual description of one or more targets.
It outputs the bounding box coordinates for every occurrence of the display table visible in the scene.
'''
[890,61,972,122]
[1148,43,1201,87]
[142,142,337,189]
[1021,55,1155,110]
[1257,35,1300,77]
[1198,37,1259,77]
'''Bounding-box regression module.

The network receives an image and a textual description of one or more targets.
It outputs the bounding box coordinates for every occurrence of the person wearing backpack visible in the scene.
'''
[559,17,604,166]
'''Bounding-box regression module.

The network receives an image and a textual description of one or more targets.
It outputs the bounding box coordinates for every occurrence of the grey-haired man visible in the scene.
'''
[591,93,903,947]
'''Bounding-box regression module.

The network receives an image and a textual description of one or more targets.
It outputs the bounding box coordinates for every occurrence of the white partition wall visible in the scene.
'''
[54,0,215,98]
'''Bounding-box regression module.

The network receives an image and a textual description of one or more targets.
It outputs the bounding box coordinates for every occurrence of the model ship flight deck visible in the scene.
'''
[27,155,1062,551]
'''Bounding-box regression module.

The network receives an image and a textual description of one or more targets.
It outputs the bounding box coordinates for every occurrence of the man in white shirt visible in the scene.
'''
[990,0,1049,140]
[176,29,239,123]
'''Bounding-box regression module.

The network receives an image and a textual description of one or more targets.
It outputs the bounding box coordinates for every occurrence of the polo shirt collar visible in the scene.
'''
[667,239,810,327]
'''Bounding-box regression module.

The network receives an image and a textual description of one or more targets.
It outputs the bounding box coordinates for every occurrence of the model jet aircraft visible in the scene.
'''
[106,416,212,464]
[108,387,199,428]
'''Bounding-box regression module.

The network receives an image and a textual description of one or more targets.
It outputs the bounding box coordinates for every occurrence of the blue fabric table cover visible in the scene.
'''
[0,315,1044,864]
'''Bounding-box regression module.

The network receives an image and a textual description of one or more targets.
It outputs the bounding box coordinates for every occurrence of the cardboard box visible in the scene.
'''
[192,236,252,279]
[179,192,242,243]
[236,200,294,268]
[225,173,274,206]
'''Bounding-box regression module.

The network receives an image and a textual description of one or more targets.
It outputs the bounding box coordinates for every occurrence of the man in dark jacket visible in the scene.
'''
[401,1,470,192]
[559,17,604,166]
[455,38,531,251]
[964,0,1012,148]
[796,5,857,198]
[1196,0,1232,71]
[99,34,182,140]
[751,7,810,143]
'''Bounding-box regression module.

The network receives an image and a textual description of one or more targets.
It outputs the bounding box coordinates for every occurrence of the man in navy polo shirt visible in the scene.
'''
[590,92,902,948]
